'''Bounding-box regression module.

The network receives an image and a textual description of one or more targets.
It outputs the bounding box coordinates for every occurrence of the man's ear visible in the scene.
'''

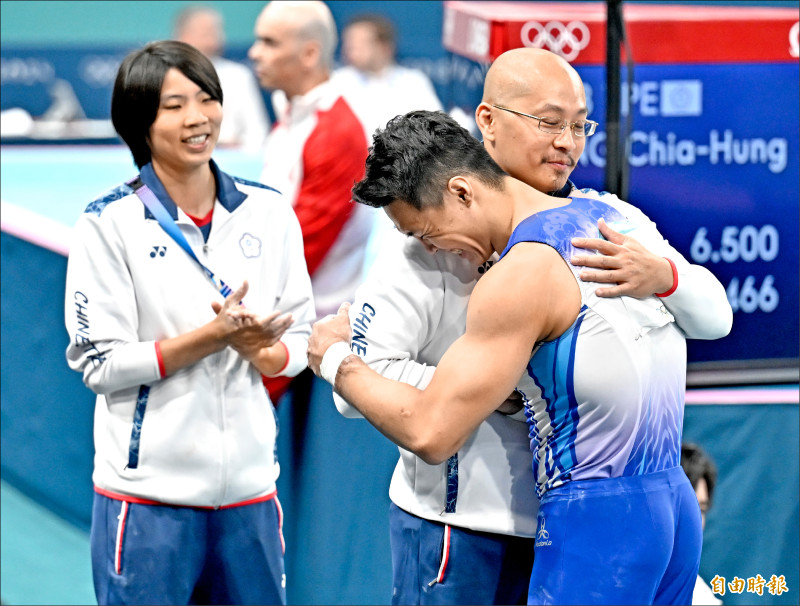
[447,176,473,207]
[475,102,496,142]
[300,39,321,70]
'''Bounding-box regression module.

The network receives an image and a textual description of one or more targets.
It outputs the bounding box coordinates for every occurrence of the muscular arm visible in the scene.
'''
[332,234,468,418]
[311,243,579,464]
[333,244,524,422]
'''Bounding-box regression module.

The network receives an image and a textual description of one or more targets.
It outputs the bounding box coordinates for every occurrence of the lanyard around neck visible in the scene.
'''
[127,176,234,298]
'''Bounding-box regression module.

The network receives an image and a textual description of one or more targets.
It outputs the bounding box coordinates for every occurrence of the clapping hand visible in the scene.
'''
[211,281,294,360]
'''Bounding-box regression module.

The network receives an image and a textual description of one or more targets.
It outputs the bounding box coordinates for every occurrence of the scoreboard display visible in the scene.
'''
[443,1,799,369]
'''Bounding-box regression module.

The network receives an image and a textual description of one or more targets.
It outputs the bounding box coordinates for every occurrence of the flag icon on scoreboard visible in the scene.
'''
[660,80,703,117]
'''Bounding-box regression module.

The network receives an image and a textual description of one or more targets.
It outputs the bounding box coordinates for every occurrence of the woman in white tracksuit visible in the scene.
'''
[64,40,314,605]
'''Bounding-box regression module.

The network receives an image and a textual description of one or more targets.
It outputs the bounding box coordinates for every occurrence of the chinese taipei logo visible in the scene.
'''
[239,233,262,258]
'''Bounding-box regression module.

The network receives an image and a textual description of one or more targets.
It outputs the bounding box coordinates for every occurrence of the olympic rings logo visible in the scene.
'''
[520,21,591,61]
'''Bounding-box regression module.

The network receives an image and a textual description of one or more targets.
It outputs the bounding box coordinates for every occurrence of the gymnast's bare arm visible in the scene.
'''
[307,242,579,464]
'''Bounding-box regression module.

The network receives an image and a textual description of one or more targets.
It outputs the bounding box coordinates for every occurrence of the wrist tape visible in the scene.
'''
[320,341,352,386]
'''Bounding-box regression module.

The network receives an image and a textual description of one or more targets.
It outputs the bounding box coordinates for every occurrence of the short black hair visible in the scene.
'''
[111,40,223,169]
[681,442,718,505]
[352,110,507,210]
[346,13,396,48]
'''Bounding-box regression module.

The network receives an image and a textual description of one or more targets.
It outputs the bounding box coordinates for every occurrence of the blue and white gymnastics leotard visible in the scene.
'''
[503,196,702,606]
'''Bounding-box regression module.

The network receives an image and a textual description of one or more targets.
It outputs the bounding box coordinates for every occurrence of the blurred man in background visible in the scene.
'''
[175,5,270,151]
[332,13,445,274]
[249,0,370,403]
[332,13,442,140]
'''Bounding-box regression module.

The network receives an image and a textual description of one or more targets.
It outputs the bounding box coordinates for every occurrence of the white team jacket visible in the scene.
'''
[65,161,315,507]
[334,185,731,538]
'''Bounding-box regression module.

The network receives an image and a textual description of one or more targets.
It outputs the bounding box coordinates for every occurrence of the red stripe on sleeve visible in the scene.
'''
[656,258,679,298]
[155,341,166,378]
[268,341,290,377]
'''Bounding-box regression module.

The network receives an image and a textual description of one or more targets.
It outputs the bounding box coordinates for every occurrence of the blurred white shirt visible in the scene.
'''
[331,63,442,141]
[213,57,270,152]
[332,63,443,276]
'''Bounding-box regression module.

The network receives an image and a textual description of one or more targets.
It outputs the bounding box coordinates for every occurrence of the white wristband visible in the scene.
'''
[320,341,353,386]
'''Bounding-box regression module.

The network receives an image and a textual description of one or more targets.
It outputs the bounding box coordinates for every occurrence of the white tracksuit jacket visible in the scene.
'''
[65,161,315,507]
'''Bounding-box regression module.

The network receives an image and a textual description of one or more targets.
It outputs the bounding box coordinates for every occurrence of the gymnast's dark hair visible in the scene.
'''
[680,442,718,505]
[352,110,507,210]
[111,40,223,169]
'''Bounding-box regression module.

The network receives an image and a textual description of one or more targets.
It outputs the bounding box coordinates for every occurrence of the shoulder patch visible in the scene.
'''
[231,176,281,195]
[84,183,134,216]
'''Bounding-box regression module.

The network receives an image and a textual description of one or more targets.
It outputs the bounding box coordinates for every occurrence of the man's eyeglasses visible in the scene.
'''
[491,104,598,137]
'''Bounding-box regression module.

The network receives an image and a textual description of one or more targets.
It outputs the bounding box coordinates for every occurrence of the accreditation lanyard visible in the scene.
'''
[127,176,234,298]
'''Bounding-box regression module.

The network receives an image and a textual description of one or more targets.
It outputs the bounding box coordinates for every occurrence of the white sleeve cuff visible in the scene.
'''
[273,333,309,378]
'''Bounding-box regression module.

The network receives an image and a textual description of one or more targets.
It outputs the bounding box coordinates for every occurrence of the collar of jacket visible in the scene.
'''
[138,159,247,221]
